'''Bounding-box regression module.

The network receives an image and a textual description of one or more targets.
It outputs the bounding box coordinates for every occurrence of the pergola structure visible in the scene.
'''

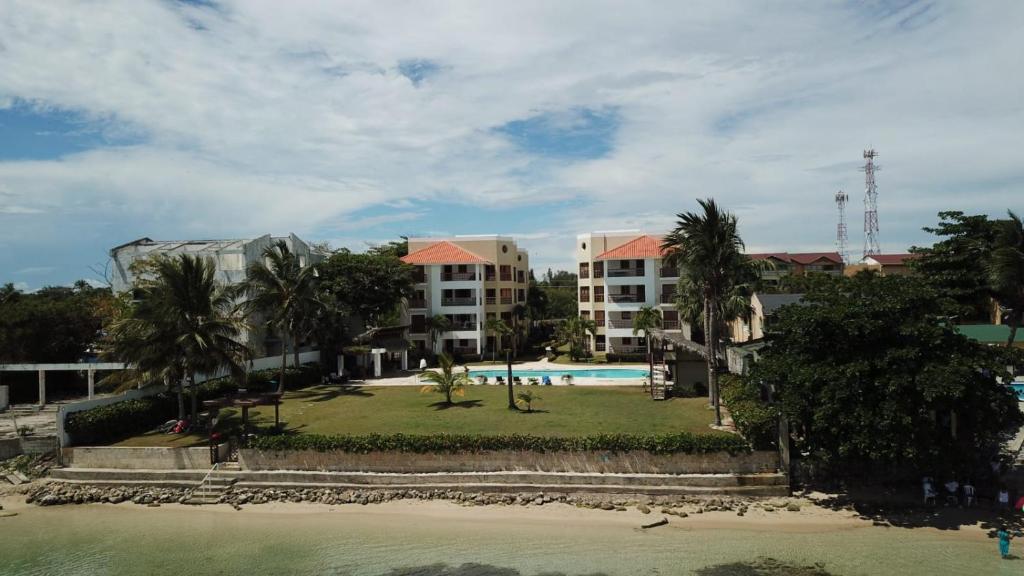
[0,363,128,407]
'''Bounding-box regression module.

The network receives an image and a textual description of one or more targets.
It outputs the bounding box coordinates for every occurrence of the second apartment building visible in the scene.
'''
[401,235,529,357]
[577,231,689,355]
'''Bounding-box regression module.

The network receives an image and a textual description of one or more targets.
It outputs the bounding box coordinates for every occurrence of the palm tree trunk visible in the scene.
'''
[703,298,713,405]
[279,327,287,393]
[189,373,198,424]
[176,378,185,421]
[647,335,654,399]
[1007,310,1020,349]
[708,299,722,427]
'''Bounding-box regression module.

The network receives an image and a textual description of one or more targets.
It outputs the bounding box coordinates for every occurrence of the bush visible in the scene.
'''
[249,431,750,455]
[606,353,647,363]
[720,375,779,450]
[65,364,322,444]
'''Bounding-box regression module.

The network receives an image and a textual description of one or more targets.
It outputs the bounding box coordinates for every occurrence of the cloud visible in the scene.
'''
[0,0,1021,287]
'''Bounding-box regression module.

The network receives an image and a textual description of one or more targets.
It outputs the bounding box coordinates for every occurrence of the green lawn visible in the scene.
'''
[114,384,720,447]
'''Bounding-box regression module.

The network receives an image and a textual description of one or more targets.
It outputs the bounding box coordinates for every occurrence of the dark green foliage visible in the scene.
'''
[721,376,778,450]
[751,273,1023,479]
[605,353,647,363]
[317,249,415,326]
[909,211,1000,322]
[0,281,113,363]
[64,366,321,444]
[250,431,751,455]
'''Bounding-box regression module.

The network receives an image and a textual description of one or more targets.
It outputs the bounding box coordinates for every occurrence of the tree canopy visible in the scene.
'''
[0,280,114,363]
[748,272,1023,479]
[316,248,415,327]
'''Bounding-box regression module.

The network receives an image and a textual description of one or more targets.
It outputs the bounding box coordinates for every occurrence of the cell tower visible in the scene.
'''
[835,189,849,264]
[861,148,880,258]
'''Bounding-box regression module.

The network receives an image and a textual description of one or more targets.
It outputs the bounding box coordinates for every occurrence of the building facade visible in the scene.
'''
[843,253,918,277]
[109,233,323,355]
[576,231,688,356]
[400,236,529,358]
[729,293,805,344]
[748,252,844,288]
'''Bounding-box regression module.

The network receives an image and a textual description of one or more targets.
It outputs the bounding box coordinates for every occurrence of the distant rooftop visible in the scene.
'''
[755,293,806,314]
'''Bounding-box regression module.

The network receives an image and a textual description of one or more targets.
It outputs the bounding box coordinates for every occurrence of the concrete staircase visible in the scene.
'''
[49,467,788,496]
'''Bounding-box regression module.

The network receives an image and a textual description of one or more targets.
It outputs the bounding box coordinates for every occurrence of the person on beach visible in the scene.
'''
[998,527,1011,558]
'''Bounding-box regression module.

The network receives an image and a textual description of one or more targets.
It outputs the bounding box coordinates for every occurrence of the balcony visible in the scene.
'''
[449,322,477,331]
[613,345,646,354]
[606,318,634,329]
[449,347,477,355]
[499,274,513,282]
[662,320,680,330]
[485,297,496,305]
[412,274,426,284]
[442,272,477,281]
[595,342,607,352]
[485,273,496,282]
[500,297,513,305]
[660,293,676,304]
[608,293,643,304]
[607,268,645,278]
[660,267,679,278]
[407,299,427,309]
[442,297,477,306]
[579,269,590,279]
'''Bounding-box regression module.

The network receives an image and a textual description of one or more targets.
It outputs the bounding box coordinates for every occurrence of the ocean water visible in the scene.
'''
[0,501,1012,576]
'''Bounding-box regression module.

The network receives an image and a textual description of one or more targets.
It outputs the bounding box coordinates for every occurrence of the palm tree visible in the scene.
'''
[485,318,512,361]
[0,283,20,305]
[239,240,319,392]
[516,390,541,412]
[419,352,470,404]
[987,210,1024,348]
[558,315,597,360]
[426,314,452,358]
[662,198,752,426]
[511,303,528,358]
[632,306,662,397]
[106,254,248,421]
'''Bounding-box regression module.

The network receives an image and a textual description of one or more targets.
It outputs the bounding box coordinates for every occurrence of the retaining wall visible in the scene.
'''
[238,449,779,475]
[0,436,57,459]
[65,445,228,470]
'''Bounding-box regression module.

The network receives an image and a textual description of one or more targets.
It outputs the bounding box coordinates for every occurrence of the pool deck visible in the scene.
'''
[365,359,651,387]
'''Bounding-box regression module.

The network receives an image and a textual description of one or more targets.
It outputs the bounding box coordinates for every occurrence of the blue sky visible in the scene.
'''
[1,0,1022,290]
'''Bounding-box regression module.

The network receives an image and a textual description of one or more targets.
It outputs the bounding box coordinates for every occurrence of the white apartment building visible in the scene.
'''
[576,231,689,355]
[109,233,323,355]
[401,236,529,358]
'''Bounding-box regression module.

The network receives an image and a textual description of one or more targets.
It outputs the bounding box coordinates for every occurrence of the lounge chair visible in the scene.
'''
[476,375,488,385]
[495,376,505,385]
[542,376,553,386]
[513,376,523,385]
[528,377,539,386]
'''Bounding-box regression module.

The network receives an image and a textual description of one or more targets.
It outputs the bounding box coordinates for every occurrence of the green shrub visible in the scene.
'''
[606,353,647,363]
[720,375,779,450]
[249,431,750,455]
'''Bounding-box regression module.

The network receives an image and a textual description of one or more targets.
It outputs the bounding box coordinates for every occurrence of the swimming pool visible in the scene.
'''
[468,368,649,380]
[1011,383,1024,400]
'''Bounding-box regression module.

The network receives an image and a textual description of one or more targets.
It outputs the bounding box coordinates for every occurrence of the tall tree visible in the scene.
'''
[662,198,750,426]
[750,273,1023,479]
[239,240,319,392]
[632,305,662,397]
[987,210,1024,348]
[557,315,597,361]
[106,255,248,420]
[425,314,452,357]
[485,318,512,361]
[316,248,414,327]
[909,211,1000,322]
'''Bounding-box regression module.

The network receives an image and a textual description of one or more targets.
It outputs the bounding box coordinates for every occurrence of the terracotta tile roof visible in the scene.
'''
[400,241,491,265]
[866,253,917,266]
[748,253,793,262]
[595,235,668,260]
[788,252,843,265]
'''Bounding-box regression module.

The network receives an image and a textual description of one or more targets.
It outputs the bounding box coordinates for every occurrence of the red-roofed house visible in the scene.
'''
[401,236,529,358]
[747,252,845,287]
[576,231,688,356]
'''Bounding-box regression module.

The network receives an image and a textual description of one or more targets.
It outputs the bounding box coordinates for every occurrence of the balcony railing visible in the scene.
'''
[607,268,645,277]
[407,299,427,309]
[485,297,496,305]
[608,293,643,303]
[595,318,605,327]
[660,293,676,304]
[442,297,477,306]
[660,267,679,278]
[606,319,634,329]
[449,322,477,331]
[613,345,646,354]
[412,274,426,284]
[579,270,590,279]
[485,274,496,281]
[442,272,477,281]
[499,274,513,282]
[500,297,513,305]
[662,320,680,330]
[595,343,607,352]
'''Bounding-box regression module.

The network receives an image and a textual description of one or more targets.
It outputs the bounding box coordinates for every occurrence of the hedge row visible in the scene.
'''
[720,376,779,450]
[250,431,751,455]
[65,364,322,445]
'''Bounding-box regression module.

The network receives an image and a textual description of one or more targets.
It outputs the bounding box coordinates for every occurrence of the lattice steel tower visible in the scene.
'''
[835,189,849,264]
[861,149,880,258]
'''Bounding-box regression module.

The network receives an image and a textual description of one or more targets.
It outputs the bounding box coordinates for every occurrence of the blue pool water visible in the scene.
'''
[1011,383,1024,400]
[468,368,648,380]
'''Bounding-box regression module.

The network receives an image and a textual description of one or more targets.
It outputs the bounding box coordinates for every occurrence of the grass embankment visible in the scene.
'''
[114,385,719,447]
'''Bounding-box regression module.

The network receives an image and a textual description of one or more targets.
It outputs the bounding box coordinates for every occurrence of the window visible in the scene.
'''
[502,245,508,253]
[501,311,512,322]
[595,310,605,327]
[411,315,426,334]
[500,265,512,281]
[581,241,587,250]
[594,286,604,301]
[580,310,590,320]
[593,261,604,278]
[579,286,590,302]
[517,270,525,283]
[485,265,495,281]
[579,262,590,279]
[517,288,525,302]
[500,288,513,304]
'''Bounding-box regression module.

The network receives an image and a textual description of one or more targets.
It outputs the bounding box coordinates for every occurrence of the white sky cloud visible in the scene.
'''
[0,0,1022,286]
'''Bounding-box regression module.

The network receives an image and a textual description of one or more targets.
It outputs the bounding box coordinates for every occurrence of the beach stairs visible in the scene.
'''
[651,367,667,401]
[185,463,238,505]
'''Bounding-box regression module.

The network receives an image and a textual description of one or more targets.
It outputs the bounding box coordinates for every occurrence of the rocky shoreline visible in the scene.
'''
[19,481,805,515]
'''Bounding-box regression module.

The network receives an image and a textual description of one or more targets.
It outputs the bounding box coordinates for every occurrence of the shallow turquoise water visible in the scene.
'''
[0,501,1012,576]
[469,368,648,380]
